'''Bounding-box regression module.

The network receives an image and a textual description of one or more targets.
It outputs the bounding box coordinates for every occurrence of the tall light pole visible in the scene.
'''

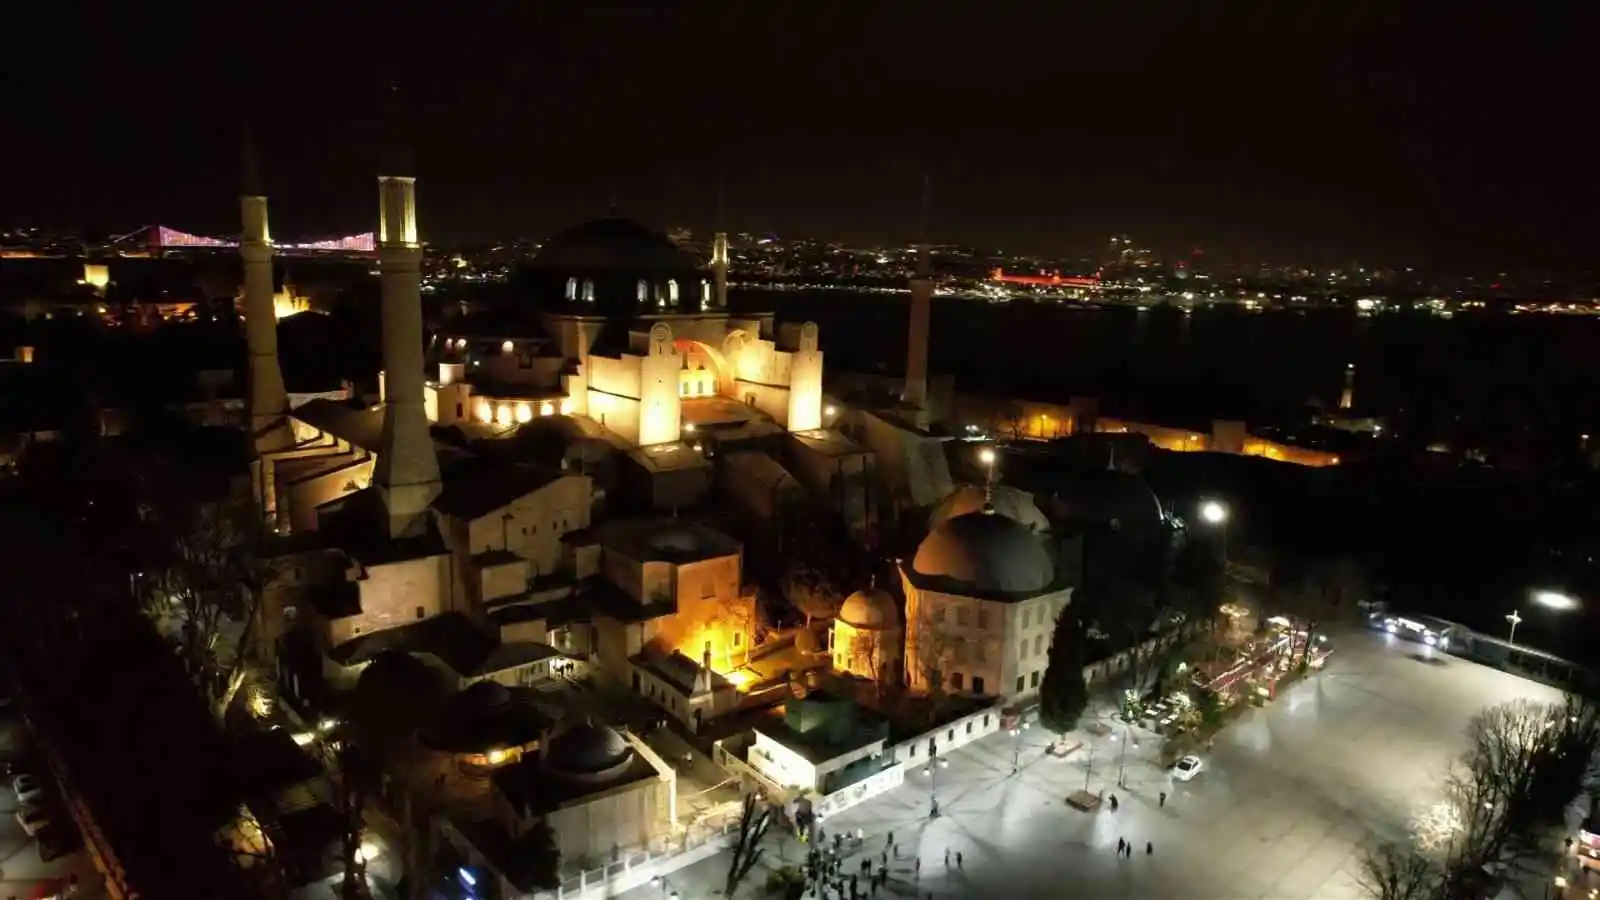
[1199,499,1229,568]
[1009,722,1029,775]
[1507,590,1580,649]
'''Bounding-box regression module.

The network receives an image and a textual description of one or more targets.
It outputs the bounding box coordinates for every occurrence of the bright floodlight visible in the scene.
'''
[978,447,997,466]
[1199,499,1228,525]
[1533,590,1579,611]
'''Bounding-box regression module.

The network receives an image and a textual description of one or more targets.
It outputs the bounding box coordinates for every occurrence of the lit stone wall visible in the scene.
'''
[327,554,450,646]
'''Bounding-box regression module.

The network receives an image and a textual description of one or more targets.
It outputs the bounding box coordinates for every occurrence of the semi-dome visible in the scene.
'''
[930,484,1049,534]
[545,723,634,778]
[839,588,899,630]
[530,217,702,272]
[911,509,1055,596]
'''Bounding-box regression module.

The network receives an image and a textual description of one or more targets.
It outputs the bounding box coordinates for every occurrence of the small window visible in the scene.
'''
[909,744,917,758]
[581,279,595,302]
[1020,607,1030,628]
[1030,670,1040,688]
[1034,635,1044,656]
[415,606,426,620]
[565,277,577,301]
[733,632,741,647]
[983,714,990,727]
[1015,676,1024,693]
[946,729,955,742]
[976,607,990,629]
[965,721,973,734]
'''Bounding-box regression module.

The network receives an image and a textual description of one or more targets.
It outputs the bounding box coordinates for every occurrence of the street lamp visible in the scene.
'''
[978,447,997,468]
[649,875,681,900]
[1199,499,1228,526]
[1009,722,1029,775]
[1507,590,1581,648]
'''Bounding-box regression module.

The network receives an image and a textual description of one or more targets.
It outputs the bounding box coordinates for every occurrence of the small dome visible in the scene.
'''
[911,510,1055,596]
[454,679,511,712]
[545,723,633,777]
[530,217,702,272]
[930,484,1049,534]
[839,588,899,630]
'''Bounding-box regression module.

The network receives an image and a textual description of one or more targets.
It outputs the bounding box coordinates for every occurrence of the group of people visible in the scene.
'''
[801,829,895,900]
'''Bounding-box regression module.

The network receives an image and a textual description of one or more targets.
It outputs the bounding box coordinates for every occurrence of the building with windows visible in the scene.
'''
[900,504,1072,702]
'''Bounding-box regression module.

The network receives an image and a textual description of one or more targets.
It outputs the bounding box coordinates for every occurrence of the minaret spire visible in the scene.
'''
[372,81,441,538]
[901,170,933,420]
[710,181,729,310]
[239,123,294,500]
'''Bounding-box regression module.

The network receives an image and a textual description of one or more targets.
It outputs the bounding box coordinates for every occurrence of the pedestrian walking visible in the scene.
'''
[1109,794,1119,811]
[957,851,964,870]
[887,830,895,847]
[1159,790,1167,808]
[914,858,922,879]
[944,848,950,868]
[1117,837,1126,854]
[1146,840,1153,855]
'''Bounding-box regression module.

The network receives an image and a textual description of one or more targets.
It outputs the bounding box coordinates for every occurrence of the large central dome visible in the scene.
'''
[910,509,1056,596]
[530,217,703,272]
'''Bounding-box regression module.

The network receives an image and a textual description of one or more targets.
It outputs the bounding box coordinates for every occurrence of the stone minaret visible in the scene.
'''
[710,232,730,309]
[240,131,294,458]
[372,134,441,538]
[1339,362,1355,411]
[902,174,933,415]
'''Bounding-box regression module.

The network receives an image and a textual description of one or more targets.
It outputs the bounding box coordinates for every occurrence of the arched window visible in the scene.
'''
[667,279,680,304]
[637,279,648,303]
[701,279,710,307]
[581,279,595,302]
[565,277,577,301]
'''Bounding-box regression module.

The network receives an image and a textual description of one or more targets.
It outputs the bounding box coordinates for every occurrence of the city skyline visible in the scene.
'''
[2,4,1595,270]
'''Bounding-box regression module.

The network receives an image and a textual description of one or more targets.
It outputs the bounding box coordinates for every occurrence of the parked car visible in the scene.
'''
[13,772,46,804]
[16,806,52,837]
[1172,755,1205,781]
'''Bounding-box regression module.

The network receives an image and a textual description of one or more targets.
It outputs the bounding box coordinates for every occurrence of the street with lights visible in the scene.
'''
[632,628,1566,899]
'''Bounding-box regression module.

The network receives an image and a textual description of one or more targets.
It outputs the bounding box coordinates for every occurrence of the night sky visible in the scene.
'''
[3,2,1595,269]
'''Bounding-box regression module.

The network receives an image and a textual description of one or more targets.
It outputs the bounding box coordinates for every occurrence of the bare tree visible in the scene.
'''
[993,403,1026,440]
[725,793,772,897]
[910,600,957,715]
[126,456,290,722]
[1357,841,1442,900]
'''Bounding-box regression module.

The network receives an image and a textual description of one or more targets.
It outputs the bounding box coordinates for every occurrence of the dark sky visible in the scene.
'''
[3,2,1595,269]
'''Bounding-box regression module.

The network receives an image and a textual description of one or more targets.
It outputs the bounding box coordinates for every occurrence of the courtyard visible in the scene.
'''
[629,628,1567,899]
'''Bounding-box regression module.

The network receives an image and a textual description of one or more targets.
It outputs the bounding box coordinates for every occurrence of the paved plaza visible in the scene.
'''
[627,629,1568,900]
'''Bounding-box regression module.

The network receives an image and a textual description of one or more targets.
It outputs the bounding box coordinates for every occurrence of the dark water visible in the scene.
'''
[738,289,1600,439]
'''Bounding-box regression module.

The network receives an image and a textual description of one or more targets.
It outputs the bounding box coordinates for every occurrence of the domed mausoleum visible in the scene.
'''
[901,506,1071,702]
[831,584,903,683]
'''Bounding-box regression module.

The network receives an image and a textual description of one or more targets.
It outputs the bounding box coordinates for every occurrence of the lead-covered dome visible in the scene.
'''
[1038,469,1165,535]
[545,723,634,780]
[911,509,1055,596]
[930,484,1049,534]
[839,588,899,630]
[530,217,702,272]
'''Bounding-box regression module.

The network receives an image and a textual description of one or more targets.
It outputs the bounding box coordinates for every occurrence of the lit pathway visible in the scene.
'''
[626,630,1566,899]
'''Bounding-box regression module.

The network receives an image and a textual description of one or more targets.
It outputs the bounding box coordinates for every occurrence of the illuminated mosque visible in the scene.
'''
[240,124,879,736]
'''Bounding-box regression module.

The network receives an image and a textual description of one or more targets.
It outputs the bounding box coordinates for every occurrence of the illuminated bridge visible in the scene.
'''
[106,224,376,257]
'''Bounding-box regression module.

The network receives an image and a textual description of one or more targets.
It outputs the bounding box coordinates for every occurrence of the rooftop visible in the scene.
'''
[432,457,568,520]
[328,611,562,678]
[628,441,714,474]
[789,428,867,458]
[291,398,384,453]
[593,518,741,564]
[755,697,889,765]
[631,649,733,696]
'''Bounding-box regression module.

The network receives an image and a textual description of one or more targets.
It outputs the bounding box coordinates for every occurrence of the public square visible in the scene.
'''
[632,628,1568,900]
